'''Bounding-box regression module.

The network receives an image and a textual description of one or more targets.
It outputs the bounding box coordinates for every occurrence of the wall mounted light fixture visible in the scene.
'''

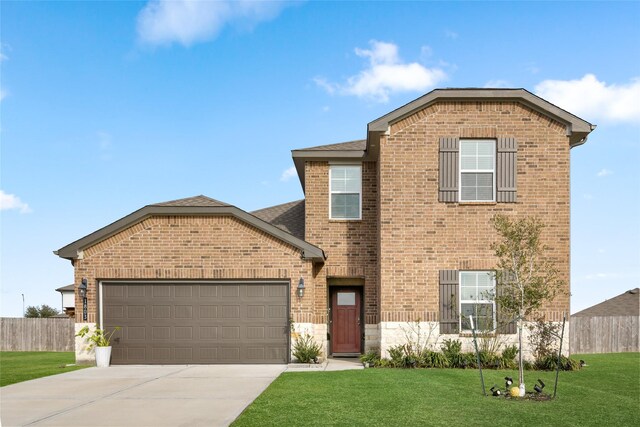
[79,278,88,321]
[297,278,305,298]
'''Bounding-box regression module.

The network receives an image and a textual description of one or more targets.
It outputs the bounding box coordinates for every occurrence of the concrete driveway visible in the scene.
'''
[0,364,286,427]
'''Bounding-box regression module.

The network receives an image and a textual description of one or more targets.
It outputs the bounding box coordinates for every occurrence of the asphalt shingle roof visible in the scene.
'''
[152,195,230,207]
[251,200,305,240]
[295,139,366,152]
[572,288,640,317]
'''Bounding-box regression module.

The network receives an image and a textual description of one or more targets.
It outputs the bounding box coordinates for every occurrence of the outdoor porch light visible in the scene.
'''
[504,377,513,388]
[490,385,501,396]
[297,277,305,298]
[78,278,88,298]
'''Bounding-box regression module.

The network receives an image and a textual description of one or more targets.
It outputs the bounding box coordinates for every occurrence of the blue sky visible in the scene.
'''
[1,1,639,317]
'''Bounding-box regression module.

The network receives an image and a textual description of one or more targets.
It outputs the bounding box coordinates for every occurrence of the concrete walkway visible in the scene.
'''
[0,365,285,427]
[286,357,364,372]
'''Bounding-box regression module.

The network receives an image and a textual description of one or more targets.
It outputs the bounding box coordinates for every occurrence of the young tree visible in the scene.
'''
[24,304,61,318]
[491,214,565,392]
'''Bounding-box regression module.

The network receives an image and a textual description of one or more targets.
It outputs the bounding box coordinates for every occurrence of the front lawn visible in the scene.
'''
[0,352,88,387]
[233,353,639,426]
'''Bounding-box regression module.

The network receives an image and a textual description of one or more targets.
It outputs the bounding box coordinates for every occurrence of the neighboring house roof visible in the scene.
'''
[54,195,325,262]
[572,288,640,317]
[251,200,305,240]
[292,88,596,190]
[56,284,75,293]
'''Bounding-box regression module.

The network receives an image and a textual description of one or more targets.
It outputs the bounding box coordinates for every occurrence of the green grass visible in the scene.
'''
[0,352,88,387]
[233,353,640,426]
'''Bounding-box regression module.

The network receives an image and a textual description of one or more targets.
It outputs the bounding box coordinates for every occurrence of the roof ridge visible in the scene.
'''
[151,195,230,207]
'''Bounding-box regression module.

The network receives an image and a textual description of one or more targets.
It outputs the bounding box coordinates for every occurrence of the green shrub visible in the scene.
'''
[500,345,518,369]
[375,358,393,368]
[360,350,381,365]
[441,339,463,367]
[534,354,581,371]
[422,350,449,368]
[388,345,406,367]
[292,334,322,363]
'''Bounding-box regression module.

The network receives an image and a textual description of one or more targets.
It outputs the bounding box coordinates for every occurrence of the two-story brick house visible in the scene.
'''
[56,88,594,364]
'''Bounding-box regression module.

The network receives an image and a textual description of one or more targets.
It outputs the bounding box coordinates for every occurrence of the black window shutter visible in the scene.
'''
[496,272,517,334]
[439,270,459,334]
[439,137,459,202]
[496,137,517,203]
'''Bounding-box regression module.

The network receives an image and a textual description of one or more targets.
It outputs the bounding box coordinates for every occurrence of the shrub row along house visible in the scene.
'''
[55,89,595,364]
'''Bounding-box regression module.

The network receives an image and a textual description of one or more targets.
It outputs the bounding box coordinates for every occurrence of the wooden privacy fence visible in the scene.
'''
[0,317,75,351]
[570,315,640,354]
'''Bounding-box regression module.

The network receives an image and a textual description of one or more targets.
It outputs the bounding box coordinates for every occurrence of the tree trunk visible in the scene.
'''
[518,319,524,385]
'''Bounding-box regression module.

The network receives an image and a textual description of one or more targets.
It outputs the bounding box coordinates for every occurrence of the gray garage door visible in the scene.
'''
[102,282,289,364]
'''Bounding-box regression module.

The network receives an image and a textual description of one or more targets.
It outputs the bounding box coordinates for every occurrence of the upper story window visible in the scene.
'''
[459,139,495,202]
[459,271,496,332]
[439,137,517,203]
[329,165,361,220]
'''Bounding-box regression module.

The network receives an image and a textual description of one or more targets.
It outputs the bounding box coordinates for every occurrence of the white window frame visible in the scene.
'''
[459,139,496,202]
[329,164,362,220]
[459,271,496,333]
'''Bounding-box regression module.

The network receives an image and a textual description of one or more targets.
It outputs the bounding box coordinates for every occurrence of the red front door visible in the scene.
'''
[331,288,361,354]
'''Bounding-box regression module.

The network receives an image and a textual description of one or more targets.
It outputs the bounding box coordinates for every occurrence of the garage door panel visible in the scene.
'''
[103,282,289,364]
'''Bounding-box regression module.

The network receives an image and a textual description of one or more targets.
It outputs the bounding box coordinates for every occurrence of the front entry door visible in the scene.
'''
[331,288,361,354]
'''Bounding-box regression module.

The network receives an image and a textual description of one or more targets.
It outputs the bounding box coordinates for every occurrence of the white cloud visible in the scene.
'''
[0,88,6,102]
[444,30,458,40]
[535,74,640,125]
[137,0,291,47]
[315,40,447,103]
[0,190,32,213]
[583,193,594,200]
[596,168,613,177]
[280,166,297,182]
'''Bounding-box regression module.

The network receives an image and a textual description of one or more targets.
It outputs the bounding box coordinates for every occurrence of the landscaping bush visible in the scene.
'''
[441,339,463,367]
[360,350,380,366]
[500,345,519,370]
[534,354,581,371]
[292,334,322,363]
[421,350,449,368]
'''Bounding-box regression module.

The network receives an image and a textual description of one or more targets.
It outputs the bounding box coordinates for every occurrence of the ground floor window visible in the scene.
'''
[459,271,495,332]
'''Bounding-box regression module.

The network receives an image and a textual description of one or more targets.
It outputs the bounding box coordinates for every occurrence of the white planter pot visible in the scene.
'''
[95,346,112,368]
[519,383,526,397]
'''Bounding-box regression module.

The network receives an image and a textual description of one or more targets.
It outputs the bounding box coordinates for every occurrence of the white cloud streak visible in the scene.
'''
[596,169,613,177]
[315,40,447,103]
[280,166,297,182]
[0,190,32,213]
[137,0,291,47]
[535,74,640,125]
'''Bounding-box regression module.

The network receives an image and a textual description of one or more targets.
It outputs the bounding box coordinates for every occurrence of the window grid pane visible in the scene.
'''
[330,165,361,219]
[460,272,496,332]
[459,140,495,202]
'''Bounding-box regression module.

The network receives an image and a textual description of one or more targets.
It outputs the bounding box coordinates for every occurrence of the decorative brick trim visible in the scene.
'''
[326,266,365,277]
[380,311,438,322]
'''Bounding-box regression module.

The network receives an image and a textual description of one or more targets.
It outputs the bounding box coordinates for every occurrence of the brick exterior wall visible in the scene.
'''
[68,97,575,360]
[74,215,315,324]
[377,101,571,325]
[304,161,379,326]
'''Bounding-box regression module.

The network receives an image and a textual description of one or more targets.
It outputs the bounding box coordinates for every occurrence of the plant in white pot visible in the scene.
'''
[76,325,121,368]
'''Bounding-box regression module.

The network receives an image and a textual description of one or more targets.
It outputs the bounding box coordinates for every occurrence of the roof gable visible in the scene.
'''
[55,196,325,262]
[368,88,595,147]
